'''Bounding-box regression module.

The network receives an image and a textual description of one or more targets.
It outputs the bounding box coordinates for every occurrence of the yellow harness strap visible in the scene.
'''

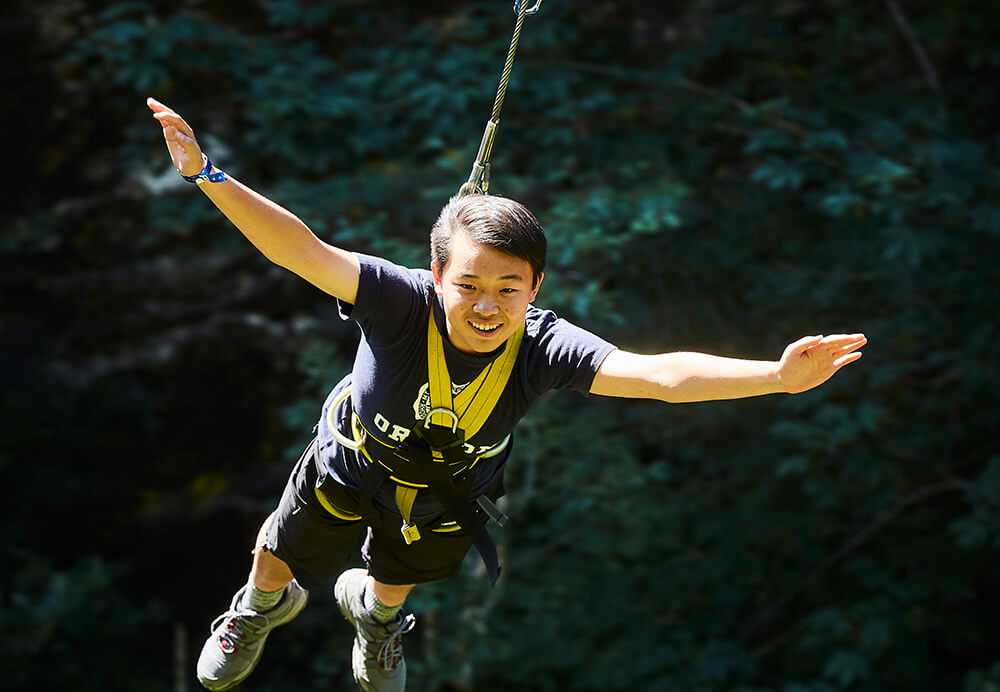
[426,310,524,441]
[393,310,523,543]
[395,485,421,543]
[315,484,363,522]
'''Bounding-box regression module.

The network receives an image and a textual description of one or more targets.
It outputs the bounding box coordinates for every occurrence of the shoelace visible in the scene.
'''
[211,606,271,654]
[377,614,416,670]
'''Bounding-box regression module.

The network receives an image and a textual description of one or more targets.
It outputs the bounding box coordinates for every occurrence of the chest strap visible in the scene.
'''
[325,388,511,487]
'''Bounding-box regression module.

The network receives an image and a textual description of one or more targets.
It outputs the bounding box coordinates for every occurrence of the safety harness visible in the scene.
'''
[322,310,524,584]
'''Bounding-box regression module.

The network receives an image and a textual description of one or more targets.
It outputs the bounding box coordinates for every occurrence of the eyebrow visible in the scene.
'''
[458,272,526,282]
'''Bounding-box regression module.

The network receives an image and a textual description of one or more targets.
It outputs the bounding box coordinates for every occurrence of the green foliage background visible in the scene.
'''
[2,0,998,690]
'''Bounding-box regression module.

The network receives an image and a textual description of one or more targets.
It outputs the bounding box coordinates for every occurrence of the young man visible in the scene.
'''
[148,97,866,692]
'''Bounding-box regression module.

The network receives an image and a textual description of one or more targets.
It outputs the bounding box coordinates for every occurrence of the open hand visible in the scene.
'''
[147,97,204,176]
[777,333,867,394]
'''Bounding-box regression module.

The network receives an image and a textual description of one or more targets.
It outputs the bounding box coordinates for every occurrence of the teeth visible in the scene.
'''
[471,321,500,332]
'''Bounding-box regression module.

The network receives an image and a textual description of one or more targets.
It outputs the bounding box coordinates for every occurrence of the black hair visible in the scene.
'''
[430,194,546,287]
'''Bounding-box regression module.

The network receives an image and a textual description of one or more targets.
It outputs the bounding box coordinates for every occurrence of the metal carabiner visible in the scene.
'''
[513,0,543,15]
[424,407,460,434]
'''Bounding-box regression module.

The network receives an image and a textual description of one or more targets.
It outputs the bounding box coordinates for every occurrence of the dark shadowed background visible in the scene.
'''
[2,0,998,690]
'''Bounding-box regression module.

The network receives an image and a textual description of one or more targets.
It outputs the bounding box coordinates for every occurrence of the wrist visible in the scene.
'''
[181,154,227,184]
[772,362,791,394]
[180,153,207,177]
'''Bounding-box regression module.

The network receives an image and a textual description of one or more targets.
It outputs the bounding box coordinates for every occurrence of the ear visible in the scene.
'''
[528,272,544,302]
[431,261,445,296]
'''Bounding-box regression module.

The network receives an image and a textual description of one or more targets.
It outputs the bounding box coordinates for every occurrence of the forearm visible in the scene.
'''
[651,352,785,403]
[591,349,786,403]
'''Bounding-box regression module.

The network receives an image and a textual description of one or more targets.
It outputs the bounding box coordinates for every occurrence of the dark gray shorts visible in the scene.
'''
[264,438,490,589]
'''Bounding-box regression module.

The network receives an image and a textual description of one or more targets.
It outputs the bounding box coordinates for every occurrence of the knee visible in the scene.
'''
[254,512,277,550]
[252,546,294,591]
[250,513,294,591]
[372,579,415,607]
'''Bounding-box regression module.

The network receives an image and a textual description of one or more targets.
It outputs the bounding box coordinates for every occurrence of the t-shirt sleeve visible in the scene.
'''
[525,308,617,395]
[337,254,431,348]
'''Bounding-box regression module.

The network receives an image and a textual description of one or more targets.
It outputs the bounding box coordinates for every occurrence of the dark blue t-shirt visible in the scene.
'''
[317,254,616,519]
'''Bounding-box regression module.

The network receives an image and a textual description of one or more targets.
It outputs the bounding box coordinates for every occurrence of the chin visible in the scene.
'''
[469,329,505,349]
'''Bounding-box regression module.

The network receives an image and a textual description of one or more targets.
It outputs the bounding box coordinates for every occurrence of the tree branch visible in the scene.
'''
[553,60,843,167]
[742,477,963,644]
[885,0,943,97]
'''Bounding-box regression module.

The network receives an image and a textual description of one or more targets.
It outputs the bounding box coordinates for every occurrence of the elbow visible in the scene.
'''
[632,381,684,404]
[267,250,296,271]
[654,376,701,404]
[657,390,686,405]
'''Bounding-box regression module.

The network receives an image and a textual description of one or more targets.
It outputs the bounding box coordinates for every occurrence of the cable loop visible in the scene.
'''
[514,0,543,14]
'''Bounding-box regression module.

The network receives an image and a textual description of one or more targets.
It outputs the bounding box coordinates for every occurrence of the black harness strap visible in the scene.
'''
[405,421,503,585]
[352,422,504,585]
[356,464,389,530]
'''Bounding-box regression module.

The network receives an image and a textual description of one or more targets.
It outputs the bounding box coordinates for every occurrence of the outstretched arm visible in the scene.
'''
[147,98,360,303]
[590,334,867,402]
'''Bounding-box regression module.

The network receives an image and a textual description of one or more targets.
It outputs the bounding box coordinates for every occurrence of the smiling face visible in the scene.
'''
[432,230,543,355]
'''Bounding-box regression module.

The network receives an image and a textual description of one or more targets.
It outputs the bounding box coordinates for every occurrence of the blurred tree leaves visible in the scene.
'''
[2,0,999,690]
[0,556,165,691]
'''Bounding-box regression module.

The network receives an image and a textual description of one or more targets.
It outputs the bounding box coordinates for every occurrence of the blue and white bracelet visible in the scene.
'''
[181,155,227,184]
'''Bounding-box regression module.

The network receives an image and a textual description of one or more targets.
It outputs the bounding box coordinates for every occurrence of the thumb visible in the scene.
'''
[787,334,824,356]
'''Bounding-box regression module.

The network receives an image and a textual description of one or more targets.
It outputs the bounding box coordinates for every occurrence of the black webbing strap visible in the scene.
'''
[407,447,502,586]
[354,435,503,586]
[356,464,389,530]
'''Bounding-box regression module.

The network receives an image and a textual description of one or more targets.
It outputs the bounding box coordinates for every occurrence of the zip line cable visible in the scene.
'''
[458,0,543,197]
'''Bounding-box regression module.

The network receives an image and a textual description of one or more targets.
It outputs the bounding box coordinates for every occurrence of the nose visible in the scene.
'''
[473,295,499,316]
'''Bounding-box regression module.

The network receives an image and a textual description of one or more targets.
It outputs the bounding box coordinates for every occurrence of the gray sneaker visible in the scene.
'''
[196,580,308,691]
[334,569,416,692]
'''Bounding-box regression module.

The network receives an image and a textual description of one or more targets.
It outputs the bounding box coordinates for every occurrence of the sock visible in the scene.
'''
[241,583,286,612]
[364,582,402,624]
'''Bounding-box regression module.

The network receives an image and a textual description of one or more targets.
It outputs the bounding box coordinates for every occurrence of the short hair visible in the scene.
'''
[430,194,547,287]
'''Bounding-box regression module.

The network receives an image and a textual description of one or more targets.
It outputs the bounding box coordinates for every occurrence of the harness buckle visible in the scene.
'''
[410,408,466,457]
[476,495,510,527]
[400,522,421,545]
